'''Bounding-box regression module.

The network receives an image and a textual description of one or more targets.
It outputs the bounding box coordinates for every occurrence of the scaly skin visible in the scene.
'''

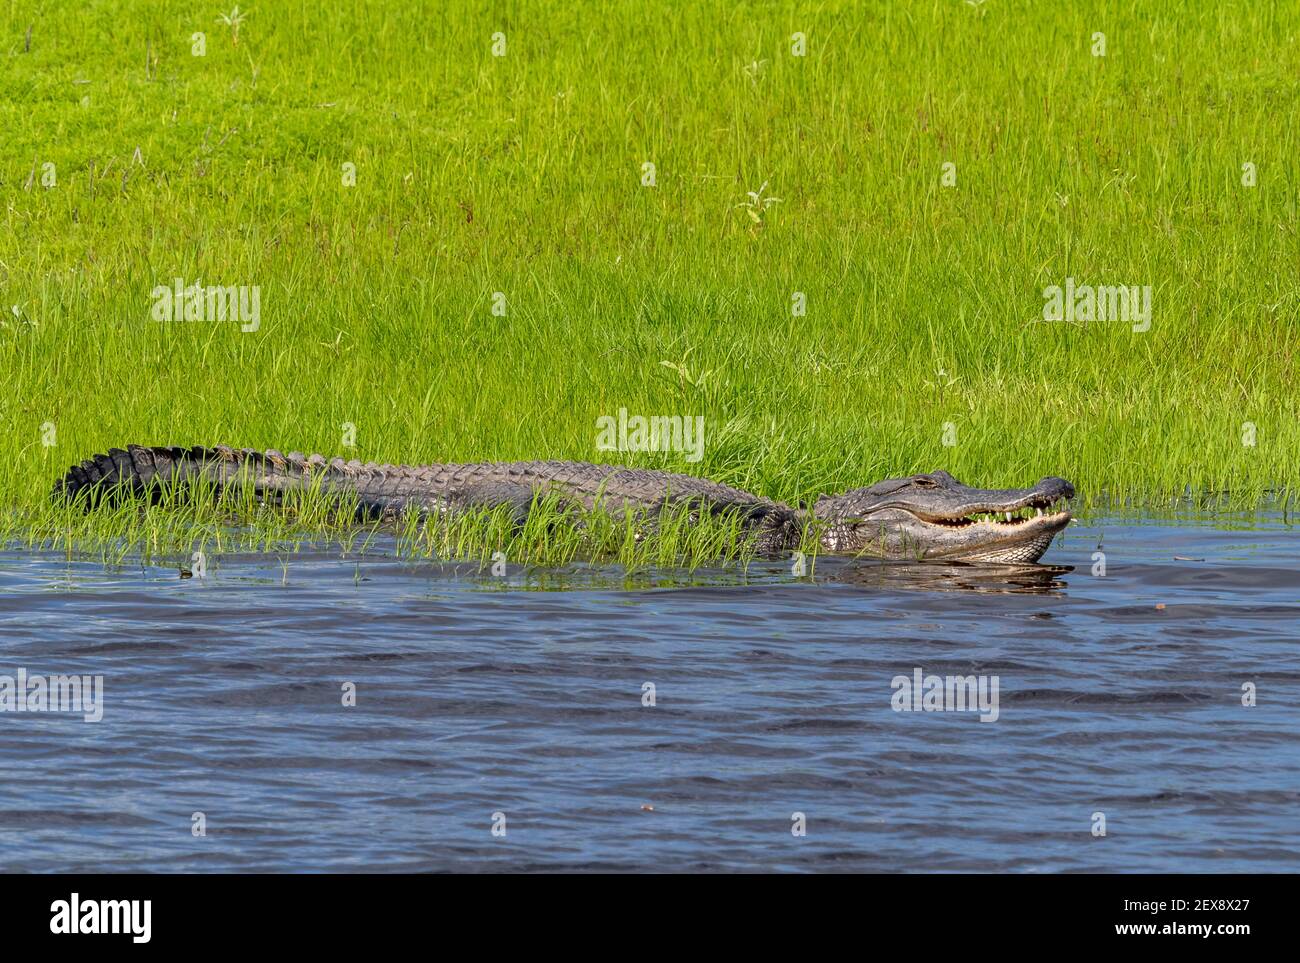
[55,446,1075,562]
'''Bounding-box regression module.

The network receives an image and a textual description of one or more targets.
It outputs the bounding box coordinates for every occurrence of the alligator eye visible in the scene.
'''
[911,476,937,487]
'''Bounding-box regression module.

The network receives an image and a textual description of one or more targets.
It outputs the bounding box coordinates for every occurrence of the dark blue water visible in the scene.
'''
[2,516,1298,872]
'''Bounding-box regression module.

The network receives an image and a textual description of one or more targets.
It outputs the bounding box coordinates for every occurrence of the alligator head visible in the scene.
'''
[813,470,1074,563]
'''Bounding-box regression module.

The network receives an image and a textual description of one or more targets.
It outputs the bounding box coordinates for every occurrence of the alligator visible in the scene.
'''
[54,445,1075,563]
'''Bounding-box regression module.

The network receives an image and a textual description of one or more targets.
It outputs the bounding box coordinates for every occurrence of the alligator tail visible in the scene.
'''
[54,445,371,512]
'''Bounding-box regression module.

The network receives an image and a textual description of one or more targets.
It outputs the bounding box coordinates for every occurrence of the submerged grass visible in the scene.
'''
[9,486,818,573]
[2,1,1298,564]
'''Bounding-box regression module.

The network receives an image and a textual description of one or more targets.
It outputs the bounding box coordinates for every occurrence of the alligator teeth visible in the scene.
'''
[946,499,1068,527]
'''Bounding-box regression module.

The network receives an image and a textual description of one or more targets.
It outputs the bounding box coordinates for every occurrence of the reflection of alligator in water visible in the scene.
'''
[56,446,1074,563]
[827,561,1074,595]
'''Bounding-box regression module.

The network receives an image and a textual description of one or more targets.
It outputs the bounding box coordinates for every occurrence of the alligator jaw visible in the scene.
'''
[908,501,1073,562]
[814,472,1075,563]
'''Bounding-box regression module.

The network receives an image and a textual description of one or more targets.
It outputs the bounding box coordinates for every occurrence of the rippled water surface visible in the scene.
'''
[2,516,1298,872]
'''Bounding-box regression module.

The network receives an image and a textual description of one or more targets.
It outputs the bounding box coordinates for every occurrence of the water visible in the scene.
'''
[2,516,1298,872]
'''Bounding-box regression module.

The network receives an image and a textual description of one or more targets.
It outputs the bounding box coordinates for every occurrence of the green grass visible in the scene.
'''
[2,1,1298,563]
[8,482,818,574]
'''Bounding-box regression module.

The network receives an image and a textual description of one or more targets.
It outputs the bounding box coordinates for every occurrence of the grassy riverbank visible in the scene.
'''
[2,1,1298,561]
